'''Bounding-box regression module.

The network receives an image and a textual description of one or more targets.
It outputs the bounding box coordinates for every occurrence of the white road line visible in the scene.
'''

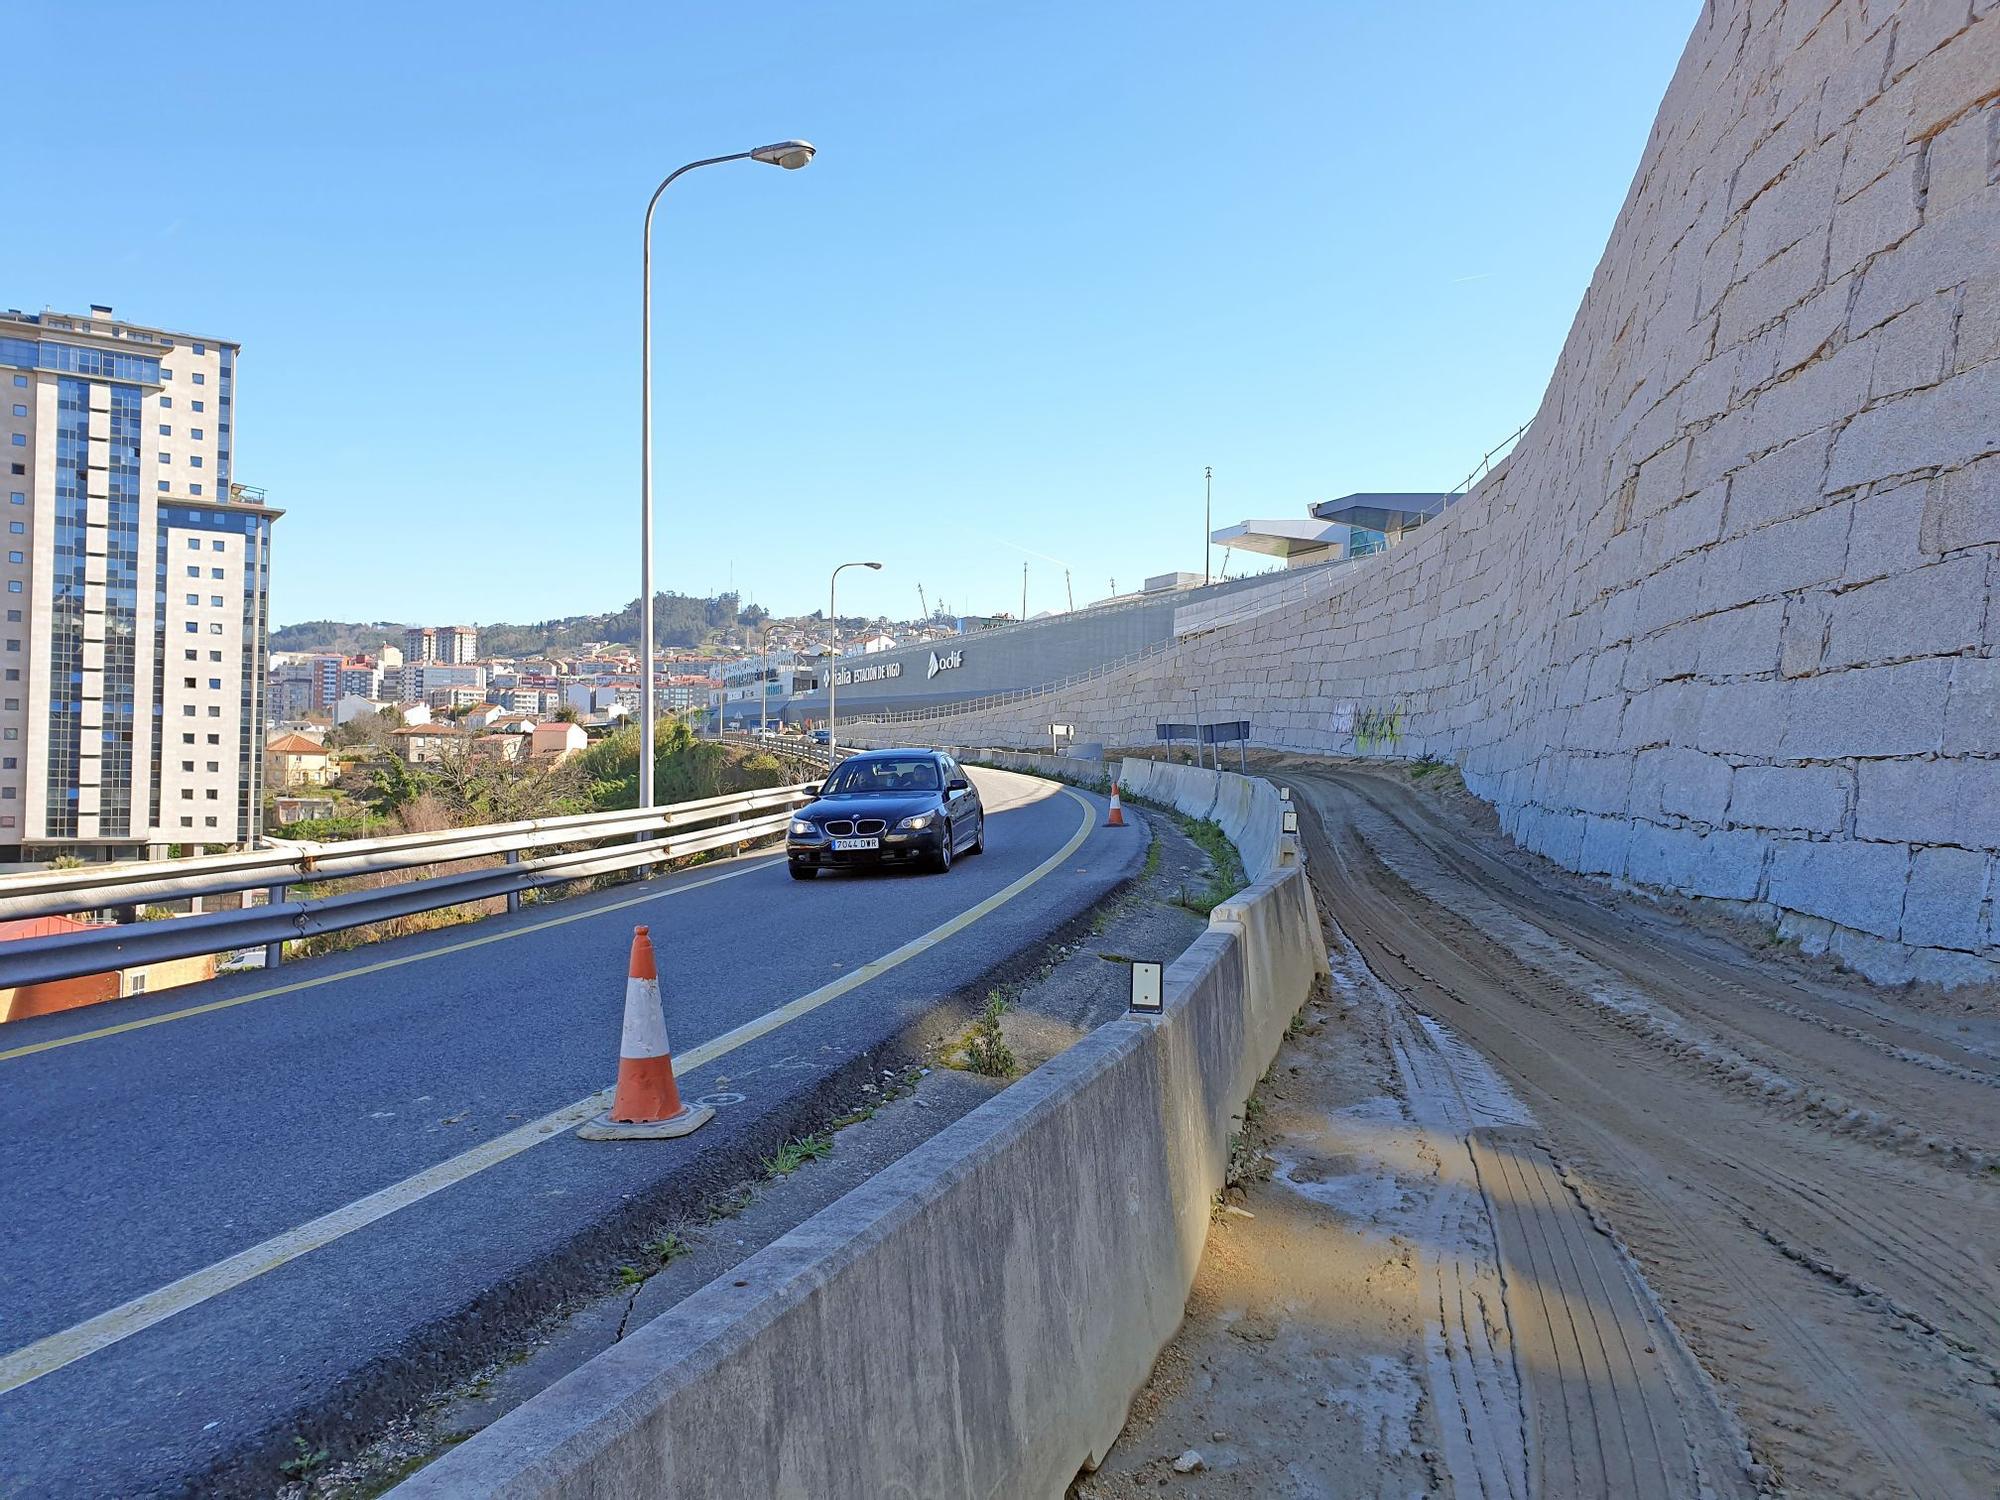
[0,786,1096,1396]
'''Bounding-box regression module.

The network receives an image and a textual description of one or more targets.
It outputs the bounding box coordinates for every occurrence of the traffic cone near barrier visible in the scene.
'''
[1106,783,1126,827]
[577,926,714,1141]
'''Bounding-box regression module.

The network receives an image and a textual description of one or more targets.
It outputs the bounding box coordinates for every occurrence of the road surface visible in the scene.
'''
[0,767,1140,1499]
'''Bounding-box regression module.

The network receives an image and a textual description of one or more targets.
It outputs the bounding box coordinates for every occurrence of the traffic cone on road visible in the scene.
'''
[1106,783,1126,827]
[577,926,714,1141]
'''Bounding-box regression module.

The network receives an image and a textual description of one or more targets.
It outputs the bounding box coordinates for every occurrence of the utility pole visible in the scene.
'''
[1021,561,1027,621]
[917,582,928,621]
[1064,568,1074,612]
[1204,465,1213,586]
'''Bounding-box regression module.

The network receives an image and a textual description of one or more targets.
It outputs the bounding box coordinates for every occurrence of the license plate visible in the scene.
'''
[831,837,879,851]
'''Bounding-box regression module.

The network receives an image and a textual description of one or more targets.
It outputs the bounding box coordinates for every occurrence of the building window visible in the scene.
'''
[206,733,219,744]
[190,428,203,441]
[181,788,193,799]
[211,540,223,551]
[208,650,221,661]
[204,816,217,827]
[183,649,196,660]
[190,484,202,495]
[185,622,198,633]
[10,405,25,418]
[181,733,194,744]
[3,669,15,681]
[210,568,223,579]
[183,706,196,717]
[10,374,24,386]
[1,757,13,769]
[185,593,199,605]
[181,760,193,772]
[192,400,204,413]
[5,582,18,594]
[207,706,221,717]
[159,453,170,464]
[192,373,205,385]
[186,566,199,577]
[193,343,205,355]
[180,816,192,827]
[160,396,173,408]
[183,676,196,688]
[2,729,14,741]
[161,368,173,378]
[209,623,223,635]
[5,552,18,564]
[9,494,21,505]
[187,539,199,550]
[208,677,221,689]
[206,760,218,772]
[190,456,203,468]
[158,481,170,492]
[206,789,218,800]
[7,522,19,533]
[8,434,22,447]
[209,595,223,607]
[158,424,171,436]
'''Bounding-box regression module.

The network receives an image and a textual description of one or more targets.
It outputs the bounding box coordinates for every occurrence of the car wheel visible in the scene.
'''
[967,814,985,854]
[931,827,954,874]
[789,863,817,881]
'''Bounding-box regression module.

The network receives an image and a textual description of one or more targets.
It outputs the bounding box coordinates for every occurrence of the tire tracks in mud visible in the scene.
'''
[1286,763,2000,1500]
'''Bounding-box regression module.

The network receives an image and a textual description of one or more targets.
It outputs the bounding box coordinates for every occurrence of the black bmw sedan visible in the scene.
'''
[785,749,985,878]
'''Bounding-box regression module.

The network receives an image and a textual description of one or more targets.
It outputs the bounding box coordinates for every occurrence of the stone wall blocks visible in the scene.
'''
[1722,431,1834,537]
[1904,11,2000,141]
[1917,453,2000,554]
[1843,477,1938,585]
[1900,843,1989,948]
[1768,835,1911,936]
[1942,654,2000,751]
[1728,761,1851,833]
[1828,156,1926,284]
[1779,658,1952,757]
[1696,599,1788,676]
[1829,359,2000,492]
[1823,553,1988,667]
[1699,502,1852,612]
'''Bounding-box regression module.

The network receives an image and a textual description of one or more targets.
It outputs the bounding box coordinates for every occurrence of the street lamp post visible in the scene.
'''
[638,139,815,808]
[826,561,882,755]
[1204,465,1213,587]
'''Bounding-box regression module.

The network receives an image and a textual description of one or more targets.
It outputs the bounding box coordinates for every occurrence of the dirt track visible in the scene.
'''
[1276,759,2000,1499]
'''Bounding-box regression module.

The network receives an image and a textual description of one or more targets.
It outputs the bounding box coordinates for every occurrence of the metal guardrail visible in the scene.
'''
[0,780,833,990]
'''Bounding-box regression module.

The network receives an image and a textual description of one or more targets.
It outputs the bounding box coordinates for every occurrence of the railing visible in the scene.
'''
[1414,418,1533,525]
[0,782,829,990]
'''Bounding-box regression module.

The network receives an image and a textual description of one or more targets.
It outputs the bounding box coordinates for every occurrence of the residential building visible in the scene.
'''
[264,731,333,788]
[528,721,587,762]
[402,660,485,702]
[0,305,278,862]
[403,624,477,664]
[390,724,460,764]
[1,913,216,1021]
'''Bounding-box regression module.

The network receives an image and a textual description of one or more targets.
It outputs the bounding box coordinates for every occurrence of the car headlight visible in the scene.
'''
[897,813,934,831]
[789,819,817,836]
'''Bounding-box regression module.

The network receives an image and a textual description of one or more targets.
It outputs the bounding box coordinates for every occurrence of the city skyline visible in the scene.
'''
[8,0,1696,627]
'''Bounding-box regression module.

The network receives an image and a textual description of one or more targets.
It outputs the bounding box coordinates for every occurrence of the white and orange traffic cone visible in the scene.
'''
[1106,782,1126,827]
[577,926,714,1141]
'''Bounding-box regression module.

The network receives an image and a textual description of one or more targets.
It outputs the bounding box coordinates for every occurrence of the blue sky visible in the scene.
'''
[11,2,1695,629]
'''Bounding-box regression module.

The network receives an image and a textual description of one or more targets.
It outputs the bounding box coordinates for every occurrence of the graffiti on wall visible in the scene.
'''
[1352,704,1405,752]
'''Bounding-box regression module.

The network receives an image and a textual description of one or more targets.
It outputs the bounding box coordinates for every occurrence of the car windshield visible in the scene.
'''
[819,757,941,795]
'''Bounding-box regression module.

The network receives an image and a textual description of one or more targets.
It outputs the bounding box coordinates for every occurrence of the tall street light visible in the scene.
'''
[826,561,882,755]
[638,139,816,808]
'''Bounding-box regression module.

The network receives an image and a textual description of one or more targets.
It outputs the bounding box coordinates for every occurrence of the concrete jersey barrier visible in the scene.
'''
[393,775,1327,1500]
[1113,758,1292,882]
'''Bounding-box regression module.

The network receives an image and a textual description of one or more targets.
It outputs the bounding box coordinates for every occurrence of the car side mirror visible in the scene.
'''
[947,776,970,793]
[802,784,822,797]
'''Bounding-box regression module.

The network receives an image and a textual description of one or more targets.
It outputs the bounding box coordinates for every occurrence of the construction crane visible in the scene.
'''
[916,582,928,621]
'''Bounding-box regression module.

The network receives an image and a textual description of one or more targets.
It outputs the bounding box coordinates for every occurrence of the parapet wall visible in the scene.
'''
[854,0,2000,985]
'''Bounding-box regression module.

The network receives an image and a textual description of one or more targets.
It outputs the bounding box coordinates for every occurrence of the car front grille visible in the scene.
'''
[822,818,891,837]
[824,819,853,836]
[856,819,888,835]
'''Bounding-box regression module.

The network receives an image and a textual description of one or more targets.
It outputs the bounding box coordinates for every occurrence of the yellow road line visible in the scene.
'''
[0,788,1095,1395]
[0,858,780,1063]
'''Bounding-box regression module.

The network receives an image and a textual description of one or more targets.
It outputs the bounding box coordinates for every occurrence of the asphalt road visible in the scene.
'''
[0,767,1141,1499]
